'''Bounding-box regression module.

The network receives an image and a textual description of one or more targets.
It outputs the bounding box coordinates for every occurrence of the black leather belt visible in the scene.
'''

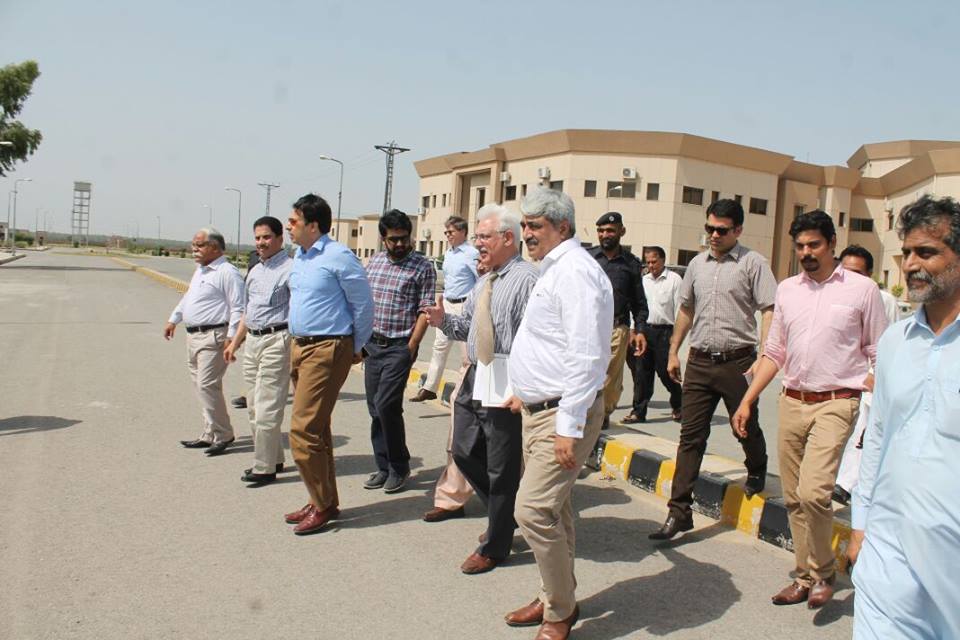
[524,397,561,414]
[446,297,467,304]
[369,333,408,347]
[689,346,756,363]
[248,323,288,337]
[293,334,349,347]
[186,323,227,334]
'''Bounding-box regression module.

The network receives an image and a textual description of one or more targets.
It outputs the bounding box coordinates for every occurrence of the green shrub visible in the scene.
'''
[891,284,905,298]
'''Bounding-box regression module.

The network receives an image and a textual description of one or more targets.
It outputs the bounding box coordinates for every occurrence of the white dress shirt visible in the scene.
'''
[168,256,245,337]
[878,288,901,325]
[509,238,614,438]
[642,268,683,325]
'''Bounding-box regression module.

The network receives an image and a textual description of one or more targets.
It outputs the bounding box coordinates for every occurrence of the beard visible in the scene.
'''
[599,237,619,250]
[907,265,960,303]
[388,245,411,260]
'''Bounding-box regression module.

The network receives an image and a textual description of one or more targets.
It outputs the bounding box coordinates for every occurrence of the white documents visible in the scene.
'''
[472,354,514,406]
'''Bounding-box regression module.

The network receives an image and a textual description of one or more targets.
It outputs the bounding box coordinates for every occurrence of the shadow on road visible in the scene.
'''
[0,415,82,437]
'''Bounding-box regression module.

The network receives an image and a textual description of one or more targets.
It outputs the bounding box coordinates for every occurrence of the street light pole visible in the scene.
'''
[319,154,344,239]
[156,216,161,252]
[202,203,213,225]
[225,187,242,260]
[11,178,32,256]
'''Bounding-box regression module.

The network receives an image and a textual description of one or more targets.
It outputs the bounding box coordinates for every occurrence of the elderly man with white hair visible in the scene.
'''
[425,203,538,574]
[164,227,245,456]
[502,188,613,640]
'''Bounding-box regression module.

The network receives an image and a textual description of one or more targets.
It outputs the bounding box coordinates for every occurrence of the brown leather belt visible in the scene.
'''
[784,388,862,403]
[689,346,755,363]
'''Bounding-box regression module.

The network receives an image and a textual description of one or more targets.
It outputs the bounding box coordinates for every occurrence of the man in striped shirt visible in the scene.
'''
[363,209,436,494]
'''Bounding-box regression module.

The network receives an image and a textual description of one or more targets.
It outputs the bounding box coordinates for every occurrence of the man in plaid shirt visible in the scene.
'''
[363,209,437,494]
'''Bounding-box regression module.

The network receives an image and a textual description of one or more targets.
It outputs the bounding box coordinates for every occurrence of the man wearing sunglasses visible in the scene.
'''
[650,199,777,540]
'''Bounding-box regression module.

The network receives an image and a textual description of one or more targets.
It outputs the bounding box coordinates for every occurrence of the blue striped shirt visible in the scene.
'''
[243,250,292,331]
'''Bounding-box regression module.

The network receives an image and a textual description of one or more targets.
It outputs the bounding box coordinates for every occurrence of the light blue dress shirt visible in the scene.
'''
[442,242,479,299]
[288,235,374,354]
[852,307,960,639]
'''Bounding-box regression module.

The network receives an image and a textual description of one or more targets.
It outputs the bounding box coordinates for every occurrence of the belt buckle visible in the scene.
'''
[709,351,724,362]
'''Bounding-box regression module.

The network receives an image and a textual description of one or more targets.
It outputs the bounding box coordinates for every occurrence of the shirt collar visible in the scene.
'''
[261,249,288,267]
[200,255,227,272]
[799,261,845,285]
[907,305,960,340]
[298,234,329,257]
[706,242,744,263]
[540,237,579,272]
[492,253,523,276]
[645,269,668,281]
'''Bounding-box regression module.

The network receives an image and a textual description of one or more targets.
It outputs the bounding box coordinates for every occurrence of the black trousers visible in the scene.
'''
[452,365,522,560]
[667,350,767,520]
[364,342,413,476]
[627,324,682,418]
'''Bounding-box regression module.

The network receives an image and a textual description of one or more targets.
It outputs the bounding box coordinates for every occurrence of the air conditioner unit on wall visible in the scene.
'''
[622,168,637,180]
[417,206,424,215]
[500,171,511,183]
[883,200,894,213]
[423,228,432,240]
[537,167,551,179]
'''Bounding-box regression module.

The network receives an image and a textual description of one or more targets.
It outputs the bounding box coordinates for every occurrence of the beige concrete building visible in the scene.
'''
[414,130,960,295]
[329,218,359,252]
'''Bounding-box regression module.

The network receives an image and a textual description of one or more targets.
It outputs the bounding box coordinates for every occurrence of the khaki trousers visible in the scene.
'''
[186,327,233,444]
[242,330,291,474]
[289,336,353,511]
[601,325,631,417]
[433,366,475,509]
[515,394,603,622]
[778,393,858,586]
[422,299,467,393]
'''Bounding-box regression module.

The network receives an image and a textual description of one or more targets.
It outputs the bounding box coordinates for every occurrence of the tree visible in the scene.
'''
[0,60,43,178]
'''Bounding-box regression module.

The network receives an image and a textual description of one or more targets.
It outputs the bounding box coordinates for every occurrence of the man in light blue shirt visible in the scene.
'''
[281,193,373,536]
[412,215,479,402]
[850,195,960,639]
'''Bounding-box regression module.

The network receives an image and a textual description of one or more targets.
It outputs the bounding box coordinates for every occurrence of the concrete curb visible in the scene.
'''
[111,257,189,293]
[0,253,26,266]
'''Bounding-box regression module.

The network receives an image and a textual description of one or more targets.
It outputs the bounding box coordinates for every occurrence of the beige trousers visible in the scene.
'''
[186,326,233,444]
[515,394,604,622]
[778,393,858,586]
[242,330,291,474]
[422,299,467,393]
[433,366,475,509]
[602,325,631,417]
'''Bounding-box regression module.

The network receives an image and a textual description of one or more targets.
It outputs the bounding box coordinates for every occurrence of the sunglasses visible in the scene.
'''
[704,224,736,236]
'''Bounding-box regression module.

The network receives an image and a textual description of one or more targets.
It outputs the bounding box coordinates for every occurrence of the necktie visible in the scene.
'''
[474,272,499,365]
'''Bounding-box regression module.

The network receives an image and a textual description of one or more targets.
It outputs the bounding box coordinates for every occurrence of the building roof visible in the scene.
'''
[846,140,960,171]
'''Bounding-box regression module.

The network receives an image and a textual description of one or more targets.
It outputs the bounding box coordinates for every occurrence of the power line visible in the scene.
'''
[374,141,410,213]
[257,182,280,216]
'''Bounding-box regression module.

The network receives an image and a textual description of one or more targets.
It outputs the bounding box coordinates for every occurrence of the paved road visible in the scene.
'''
[0,251,850,639]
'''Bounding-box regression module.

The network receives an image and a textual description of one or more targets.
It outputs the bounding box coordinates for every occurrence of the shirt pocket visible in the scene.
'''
[826,304,858,332]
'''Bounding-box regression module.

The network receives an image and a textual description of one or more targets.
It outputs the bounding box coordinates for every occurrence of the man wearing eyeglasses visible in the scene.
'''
[649,199,777,540]
[164,227,245,456]
[412,216,479,404]
[363,209,437,494]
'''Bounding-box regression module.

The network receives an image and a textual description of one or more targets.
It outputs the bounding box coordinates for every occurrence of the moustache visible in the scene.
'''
[907,270,933,284]
[525,238,539,247]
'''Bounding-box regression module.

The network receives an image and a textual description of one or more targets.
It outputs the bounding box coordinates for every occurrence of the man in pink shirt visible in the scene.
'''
[732,211,887,610]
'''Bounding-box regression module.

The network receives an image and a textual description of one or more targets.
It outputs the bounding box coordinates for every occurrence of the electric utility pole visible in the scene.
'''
[258,182,280,216]
[374,141,410,213]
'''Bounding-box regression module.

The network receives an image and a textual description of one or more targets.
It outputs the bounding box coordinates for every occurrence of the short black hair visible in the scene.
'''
[379,209,412,237]
[789,210,836,242]
[897,194,960,254]
[643,245,666,261]
[253,215,283,237]
[292,194,332,234]
[706,199,744,227]
[839,244,874,273]
[444,216,468,233]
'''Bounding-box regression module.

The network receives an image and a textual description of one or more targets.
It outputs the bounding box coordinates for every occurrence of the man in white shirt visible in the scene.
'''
[624,246,683,424]
[502,187,613,640]
[164,227,245,456]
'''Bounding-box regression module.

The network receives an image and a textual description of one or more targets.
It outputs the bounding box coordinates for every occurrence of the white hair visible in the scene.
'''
[198,227,226,251]
[520,187,576,238]
[477,203,521,250]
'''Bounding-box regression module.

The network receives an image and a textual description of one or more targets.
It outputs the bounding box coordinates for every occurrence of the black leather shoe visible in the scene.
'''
[241,470,277,484]
[649,514,694,540]
[244,463,284,475]
[180,439,213,448]
[204,438,235,456]
[744,469,766,498]
[231,396,247,409]
[832,484,851,505]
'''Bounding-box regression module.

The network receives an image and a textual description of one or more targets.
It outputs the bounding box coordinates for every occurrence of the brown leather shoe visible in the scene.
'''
[293,505,340,535]
[423,506,465,523]
[771,582,810,605]
[409,388,437,402]
[284,503,314,524]
[460,552,499,574]
[535,605,580,640]
[807,576,836,609]
[504,599,544,627]
[478,531,488,543]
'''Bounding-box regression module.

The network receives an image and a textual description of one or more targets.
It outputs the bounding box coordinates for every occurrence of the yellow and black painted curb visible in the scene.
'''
[111,257,189,293]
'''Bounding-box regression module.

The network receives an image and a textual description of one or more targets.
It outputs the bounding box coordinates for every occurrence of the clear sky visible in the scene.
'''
[2,0,958,245]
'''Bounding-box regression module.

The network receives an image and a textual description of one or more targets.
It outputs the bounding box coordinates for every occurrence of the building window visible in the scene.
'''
[839,212,846,227]
[734,194,743,205]
[711,190,720,204]
[883,269,889,288]
[887,212,894,230]
[677,249,699,266]
[793,204,805,218]
[606,181,637,198]
[421,195,430,210]
[850,217,874,232]
[549,180,564,192]
[521,184,528,197]
[749,197,768,215]
[351,229,358,237]
[646,183,660,201]
[682,186,704,206]
[584,180,597,197]
[442,193,447,207]
[504,185,517,201]
[359,227,363,235]
[431,195,437,208]
[477,188,486,209]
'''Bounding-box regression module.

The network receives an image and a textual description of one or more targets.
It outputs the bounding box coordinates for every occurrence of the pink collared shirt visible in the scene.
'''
[763,264,888,392]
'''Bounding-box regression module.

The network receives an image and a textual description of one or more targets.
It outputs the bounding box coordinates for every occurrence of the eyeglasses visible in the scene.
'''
[471,231,503,243]
[443,229,460,236]
[384,235,411,246]
[704,224,735,236]
[191,241,210,249]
